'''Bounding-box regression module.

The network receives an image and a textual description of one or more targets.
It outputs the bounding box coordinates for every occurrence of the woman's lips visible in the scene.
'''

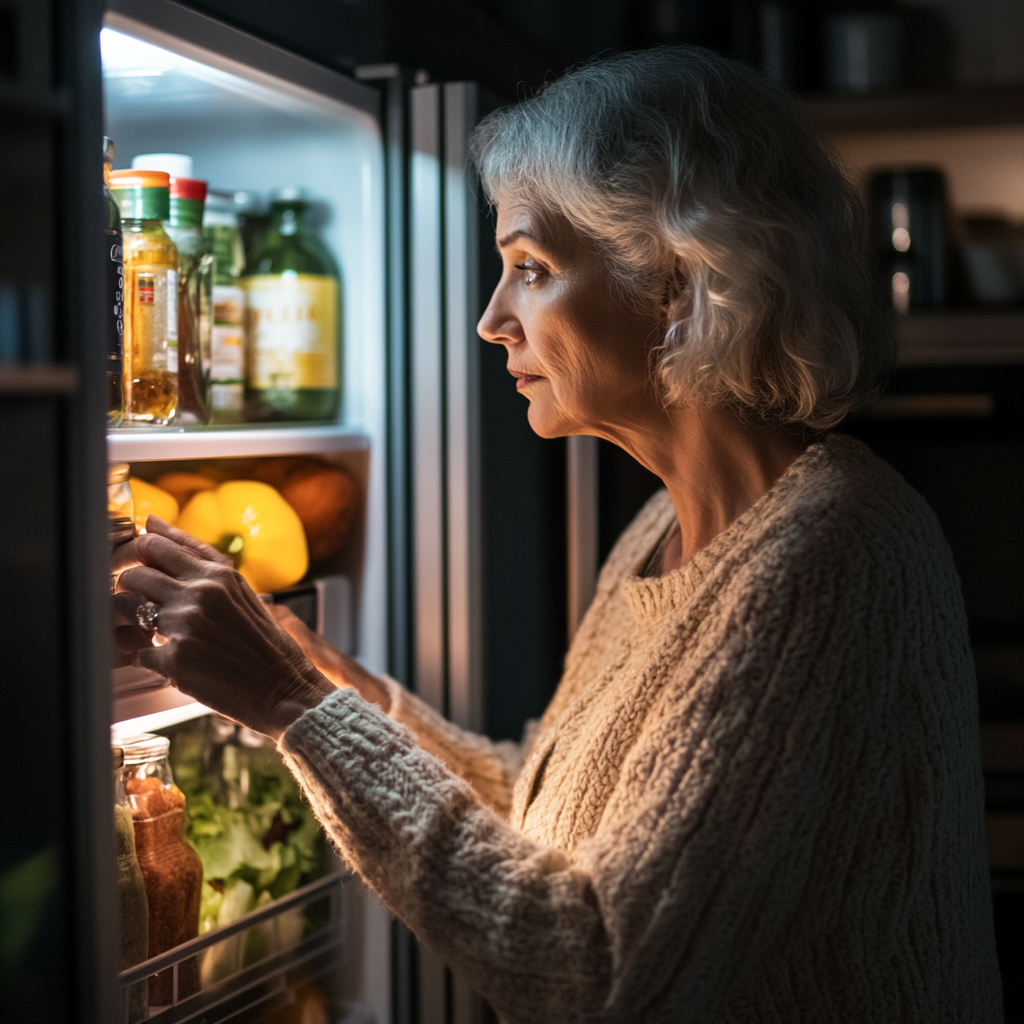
[509,369,544,391]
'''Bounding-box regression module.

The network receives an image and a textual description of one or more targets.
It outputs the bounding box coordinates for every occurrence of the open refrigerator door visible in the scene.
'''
[100,2,389,1021]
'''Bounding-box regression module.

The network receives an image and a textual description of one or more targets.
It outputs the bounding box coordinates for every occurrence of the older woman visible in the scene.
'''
[114,48,1003,1023]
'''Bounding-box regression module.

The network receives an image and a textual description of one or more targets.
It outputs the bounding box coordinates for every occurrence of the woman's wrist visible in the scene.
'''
[266,662,337,742]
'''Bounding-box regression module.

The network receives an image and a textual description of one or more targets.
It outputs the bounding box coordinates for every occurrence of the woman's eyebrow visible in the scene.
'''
[496,229,545,250]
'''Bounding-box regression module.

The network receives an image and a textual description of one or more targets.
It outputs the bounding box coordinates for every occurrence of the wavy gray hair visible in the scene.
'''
[470,47,895,431]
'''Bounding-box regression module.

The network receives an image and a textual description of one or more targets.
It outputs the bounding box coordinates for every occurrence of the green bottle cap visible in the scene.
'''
[109,169,170,221]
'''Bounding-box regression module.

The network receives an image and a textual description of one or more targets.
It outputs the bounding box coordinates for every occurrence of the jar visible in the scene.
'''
[113,745,149,1022]
[121,734,202,1005]
[108,462,135,592]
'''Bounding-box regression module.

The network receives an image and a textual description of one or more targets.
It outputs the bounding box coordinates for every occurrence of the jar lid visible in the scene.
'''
[108,461,130,484]
[112,745,124,771]
[109,169,171,221]
[131,152,194,179]
[168,179,207,229]
[120,733,170,763]
[109,517,135,546]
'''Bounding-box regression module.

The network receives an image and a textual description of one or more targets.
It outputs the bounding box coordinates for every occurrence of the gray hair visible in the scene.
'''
[470,47,895,431]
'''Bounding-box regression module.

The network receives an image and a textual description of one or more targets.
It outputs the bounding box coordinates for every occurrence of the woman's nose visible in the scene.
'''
[477,286,523,346]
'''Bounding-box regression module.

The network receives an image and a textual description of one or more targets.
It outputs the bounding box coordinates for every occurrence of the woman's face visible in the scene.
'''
[477,203,665,439]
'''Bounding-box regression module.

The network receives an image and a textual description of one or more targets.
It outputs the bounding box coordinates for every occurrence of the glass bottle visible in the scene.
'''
[109,169,179,426]
[113,745,149,1023]
[204,190,247,423]
[243,187,342,422]
[165,177,212,424]
[121,733,202,1005]
[103,138,125,426]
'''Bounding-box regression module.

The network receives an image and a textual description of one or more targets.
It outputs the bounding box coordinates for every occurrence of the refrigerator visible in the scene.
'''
[1,0,584,1021]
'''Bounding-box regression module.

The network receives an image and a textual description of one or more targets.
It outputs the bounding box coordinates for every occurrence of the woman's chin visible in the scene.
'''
[526,401,578,440]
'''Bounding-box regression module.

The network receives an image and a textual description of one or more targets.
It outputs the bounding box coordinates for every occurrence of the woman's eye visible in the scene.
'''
[514,261,543,285]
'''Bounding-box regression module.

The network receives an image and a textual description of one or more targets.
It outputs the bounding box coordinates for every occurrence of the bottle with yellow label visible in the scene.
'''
[109,169,179,426]
[243,188,341,422]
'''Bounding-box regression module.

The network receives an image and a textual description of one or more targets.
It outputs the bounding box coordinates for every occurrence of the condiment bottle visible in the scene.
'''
[113,745,149,1023]
[243,187,342,422]
[165,176,213,424]
[121,733,202,1005]
[109,170,179,426]
[204,190,247,423]
[103,138,125,427]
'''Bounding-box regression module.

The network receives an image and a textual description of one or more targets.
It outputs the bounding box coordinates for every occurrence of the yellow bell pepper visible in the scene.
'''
[177,480,308,593]
[129,477,179,532]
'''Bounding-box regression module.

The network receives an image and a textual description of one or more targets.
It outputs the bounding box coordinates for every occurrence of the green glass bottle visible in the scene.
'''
[103,138,125,427]
[243,188,342,422]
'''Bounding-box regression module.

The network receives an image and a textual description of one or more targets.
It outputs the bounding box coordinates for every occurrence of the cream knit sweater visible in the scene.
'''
[280,435,1004,1023]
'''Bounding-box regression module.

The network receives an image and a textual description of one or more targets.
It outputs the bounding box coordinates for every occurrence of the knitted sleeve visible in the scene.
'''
[378,674,534,819]
[279,524,885,1024]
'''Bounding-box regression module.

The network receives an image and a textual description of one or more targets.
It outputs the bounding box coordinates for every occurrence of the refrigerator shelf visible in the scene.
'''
[118,869,349,1024]
[107,424,371,463]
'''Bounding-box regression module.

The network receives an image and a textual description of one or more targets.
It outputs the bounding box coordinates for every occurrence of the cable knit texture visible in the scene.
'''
[280,435,1003,1023]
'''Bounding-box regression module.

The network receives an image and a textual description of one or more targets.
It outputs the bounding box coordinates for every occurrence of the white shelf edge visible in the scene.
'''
[107,423,371,462]
[112,685,212,736]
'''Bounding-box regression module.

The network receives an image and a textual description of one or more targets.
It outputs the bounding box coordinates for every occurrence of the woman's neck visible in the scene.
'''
[601,405,811,572]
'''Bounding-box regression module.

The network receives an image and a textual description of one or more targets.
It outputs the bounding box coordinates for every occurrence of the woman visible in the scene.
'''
[114,48,1003,1022]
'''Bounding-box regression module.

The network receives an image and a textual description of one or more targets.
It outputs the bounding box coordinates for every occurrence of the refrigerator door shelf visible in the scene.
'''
[112,675,210,734]
[107,423,371,462]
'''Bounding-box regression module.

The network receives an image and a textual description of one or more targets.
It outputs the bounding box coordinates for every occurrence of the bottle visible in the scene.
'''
[166,176,212,424]
[121,733,202,1005]
[103,138,125,426]
[109,170,179,425]
[131,154,211,425]
[204,190,247,423]
[113,745,149,1023]
[243,187,342,422]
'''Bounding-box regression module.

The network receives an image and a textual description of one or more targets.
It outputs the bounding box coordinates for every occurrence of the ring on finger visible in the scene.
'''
[135,600,160,632]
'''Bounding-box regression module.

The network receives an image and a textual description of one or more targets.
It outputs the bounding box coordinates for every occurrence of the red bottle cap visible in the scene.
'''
[169,177,208,202]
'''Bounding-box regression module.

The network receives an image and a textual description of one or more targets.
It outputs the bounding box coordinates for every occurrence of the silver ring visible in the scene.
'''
[135,601,160,632]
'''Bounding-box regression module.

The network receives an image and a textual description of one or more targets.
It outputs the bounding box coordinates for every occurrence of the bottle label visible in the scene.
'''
[138,274,155,304]
[213,285,244,326]
[244,273,339,390]
[211,324,244,383]
[211,382,244,411]
[105,231,124,359]
[166,269,178,341]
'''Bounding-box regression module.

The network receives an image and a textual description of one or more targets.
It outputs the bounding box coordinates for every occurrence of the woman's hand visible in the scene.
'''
[267,604,391,713]
[112,517,336,741]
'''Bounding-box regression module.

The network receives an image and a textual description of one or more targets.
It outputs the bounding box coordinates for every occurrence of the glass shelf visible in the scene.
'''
[107,423,371,462]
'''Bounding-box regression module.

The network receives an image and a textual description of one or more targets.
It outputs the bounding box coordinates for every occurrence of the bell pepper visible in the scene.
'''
[129,477,180,532]
[177,480,308,593]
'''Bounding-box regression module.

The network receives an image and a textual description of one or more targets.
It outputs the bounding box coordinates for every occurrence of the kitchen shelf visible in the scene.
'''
[805,84,1024,133]
[897,311,1024,367]
[112,670,211,733]
[107,423,371,462]
[117,869,349,1024]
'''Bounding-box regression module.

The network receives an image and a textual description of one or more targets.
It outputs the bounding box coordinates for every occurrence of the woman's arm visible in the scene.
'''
[268,606,531,817]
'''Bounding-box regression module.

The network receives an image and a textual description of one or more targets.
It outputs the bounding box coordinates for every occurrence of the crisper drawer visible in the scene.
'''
[117,870,349,1024]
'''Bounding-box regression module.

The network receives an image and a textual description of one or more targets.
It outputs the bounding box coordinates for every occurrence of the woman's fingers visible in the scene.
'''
[145,516,232,566]
[113,531,215,582]
[115,563,183,604]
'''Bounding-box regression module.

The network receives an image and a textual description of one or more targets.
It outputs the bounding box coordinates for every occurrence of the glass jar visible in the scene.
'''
[109,169,180,426]
[108,462,135,591]
[114,745,149,1022]
[121,734,202,1005]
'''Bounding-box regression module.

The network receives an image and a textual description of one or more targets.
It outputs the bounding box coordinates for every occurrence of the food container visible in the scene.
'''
[121,734,203,1005]
[113,745,149,1022]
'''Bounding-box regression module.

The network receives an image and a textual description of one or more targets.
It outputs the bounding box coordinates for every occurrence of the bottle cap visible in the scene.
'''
[119,733,171,764]
[168,177,207,228]
[204,189,240,228]
[270,185,307,203]
[109,169,171,221]
[131,152,194,179]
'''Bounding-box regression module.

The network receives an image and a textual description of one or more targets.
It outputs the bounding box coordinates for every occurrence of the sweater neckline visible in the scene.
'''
[622,435,843,622]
